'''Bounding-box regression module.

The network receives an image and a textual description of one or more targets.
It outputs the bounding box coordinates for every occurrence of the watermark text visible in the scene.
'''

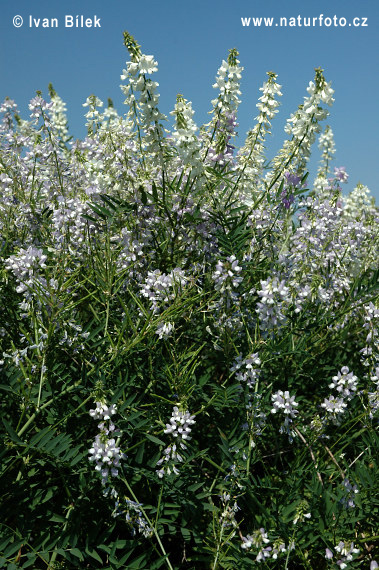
[13,14,101,28]
[241,15,368,28]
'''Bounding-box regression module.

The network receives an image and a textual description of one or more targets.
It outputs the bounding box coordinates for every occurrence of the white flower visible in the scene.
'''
[157,406,196,478]
[138,55,158,75]
[89,401,117,420]
[155,322,174,340]
[321,396,347,415]
[271,390,298,418]
[329,367,358,400]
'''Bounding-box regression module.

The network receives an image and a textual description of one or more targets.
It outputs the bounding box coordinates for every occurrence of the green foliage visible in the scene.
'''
[0,31,378,570]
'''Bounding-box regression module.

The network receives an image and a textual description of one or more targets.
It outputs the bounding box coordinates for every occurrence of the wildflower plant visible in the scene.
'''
[0,31,378,569]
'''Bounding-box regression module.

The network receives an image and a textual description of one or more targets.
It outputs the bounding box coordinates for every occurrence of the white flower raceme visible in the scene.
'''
[212,255,242,292]
[155,321,174,340]
[240,528,289,563]
[241,528,270,550]
[88,398,153,538]
[48,84,70,143]
[293,500,311,525]
[238,72,282,194]
[82,94,104,133]
[271,390,298,417]
[271,67,334,177]
[256,277,291,333]
[321,366,359,424]
[203,48,243,164]
[121,32,167,161]
[271,390,299,441]
[156,405,196,478]
[137,54,158,75]
[164,406,196,439]
[329,367,358,400]
[89,401,117,420]
[321,396,347,415]
[219,492,240,530]
[28,95,53,121]
[88,401,122,486]
[5,246,48,296]
[343,183,377,220]
[170,94,203,175]
[334,541,360,568]
[316,125,336,178]
[231,352,261,388]
[256,72,282,124]
[140,268,187,314]
[211,51,243,114]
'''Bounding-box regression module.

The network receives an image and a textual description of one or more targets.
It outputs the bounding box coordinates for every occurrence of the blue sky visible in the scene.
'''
[1,0,378,201]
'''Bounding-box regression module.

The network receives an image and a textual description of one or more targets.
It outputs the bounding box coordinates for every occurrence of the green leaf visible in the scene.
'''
[145,434,165,446]
[2,419,23,445]
[69,548,84,560]
[140,186,148,205]
[152,181,159,203]
[85,548,103,563]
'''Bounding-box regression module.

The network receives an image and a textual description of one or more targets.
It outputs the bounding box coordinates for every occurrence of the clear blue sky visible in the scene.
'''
[1,0,378,201]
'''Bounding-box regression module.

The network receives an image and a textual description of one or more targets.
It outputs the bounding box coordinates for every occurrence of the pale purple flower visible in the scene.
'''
[321,396,347,415]
[334,166,349,183]
[329,367,358,400]
[271,390,298,418]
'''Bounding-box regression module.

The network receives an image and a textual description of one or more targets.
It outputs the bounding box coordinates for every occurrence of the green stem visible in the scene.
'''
[212,521,225,570]
[284,529,296,570]
[155,486,163,530]
[36,355,46,411]
[121,476,174,570]
[17,380,81,438]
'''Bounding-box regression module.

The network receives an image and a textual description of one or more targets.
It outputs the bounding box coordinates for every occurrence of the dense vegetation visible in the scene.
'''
[0,32,378,569]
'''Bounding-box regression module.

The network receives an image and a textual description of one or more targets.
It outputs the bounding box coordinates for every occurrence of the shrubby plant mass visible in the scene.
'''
[0,31,378,569]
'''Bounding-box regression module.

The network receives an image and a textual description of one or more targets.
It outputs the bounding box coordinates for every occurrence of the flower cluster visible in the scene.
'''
[5,246,47,296]
[317,125,336,178]
[205,48,242,164]
[28,95,52,122]
[344,183,377,220]
[241,528,289,562]
[293,500,311,525]
[256,277,292,333]
[271,390,299,440]
[212,255,242,293]
[340,478,359,509]
[156,406,196,478]
[155,321,175,340]
[140,268,187,314]
[88,401,121,486]
[231,352,261,389]
[280,171,303,209]
[121,32,166,159]
[271,390,298,417]
[238,71,282,190]
[113,496,153,538]
[88,400,153,538]
[280,67,334,173]
[321,367,358,423]
[325,541,360,569]
[171,94,202,175]
[329,367,358,400]
[218,491,240,531]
